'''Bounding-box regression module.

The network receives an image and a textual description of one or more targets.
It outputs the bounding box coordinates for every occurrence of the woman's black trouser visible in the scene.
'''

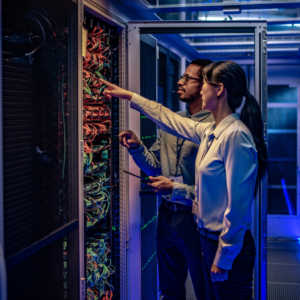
[200,230,256,300]
[157,203,207,300]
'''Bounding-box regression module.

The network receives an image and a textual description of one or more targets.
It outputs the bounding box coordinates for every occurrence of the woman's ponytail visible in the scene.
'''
[203,61,268,196]
[240,91,268,196]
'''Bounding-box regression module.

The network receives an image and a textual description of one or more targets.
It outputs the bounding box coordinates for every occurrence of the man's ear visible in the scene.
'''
[216,83,225,97]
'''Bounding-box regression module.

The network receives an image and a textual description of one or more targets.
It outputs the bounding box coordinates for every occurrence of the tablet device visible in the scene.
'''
[123,170,152,183]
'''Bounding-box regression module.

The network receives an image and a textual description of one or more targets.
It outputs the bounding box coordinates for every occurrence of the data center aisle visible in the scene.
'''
[267,240,300,300]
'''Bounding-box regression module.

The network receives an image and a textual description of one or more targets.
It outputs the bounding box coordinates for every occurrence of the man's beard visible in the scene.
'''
[179,93,198,104]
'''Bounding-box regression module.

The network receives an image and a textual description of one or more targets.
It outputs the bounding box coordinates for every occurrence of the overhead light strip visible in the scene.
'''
[196,48,299,53]
[188,41,300,46]
[181,31,300,39]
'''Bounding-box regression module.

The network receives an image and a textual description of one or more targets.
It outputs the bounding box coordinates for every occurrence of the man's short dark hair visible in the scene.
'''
[190,58,213,80]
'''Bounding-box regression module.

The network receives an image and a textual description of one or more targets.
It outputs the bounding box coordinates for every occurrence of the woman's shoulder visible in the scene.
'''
[230,118,251,133]
[224,119,256,147]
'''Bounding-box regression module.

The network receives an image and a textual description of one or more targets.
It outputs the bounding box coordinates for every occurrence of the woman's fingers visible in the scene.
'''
[99,78,113,87]
[211,269,228,282]
[211,272,217,282]
[98,78,134,100]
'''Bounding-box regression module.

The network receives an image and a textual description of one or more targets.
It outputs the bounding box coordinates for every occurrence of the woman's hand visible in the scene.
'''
[211,264,228,282]
[99,79,134,100]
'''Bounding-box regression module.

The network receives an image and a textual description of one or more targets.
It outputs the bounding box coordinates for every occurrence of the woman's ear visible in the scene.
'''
[216,83,225,97]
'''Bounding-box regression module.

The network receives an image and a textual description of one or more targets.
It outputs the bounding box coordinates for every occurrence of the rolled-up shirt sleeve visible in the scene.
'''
[130,93,211,145]
[213,130,258,270]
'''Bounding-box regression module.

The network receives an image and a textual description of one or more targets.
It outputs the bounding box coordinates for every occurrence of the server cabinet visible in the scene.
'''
[1,0,79,299]
[0,0,128,299]
[78,2,127,300]
[126,21,268,300]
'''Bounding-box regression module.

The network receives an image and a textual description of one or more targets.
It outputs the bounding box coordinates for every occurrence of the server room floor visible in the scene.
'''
[183,240,300,300]
[267,240,300,300]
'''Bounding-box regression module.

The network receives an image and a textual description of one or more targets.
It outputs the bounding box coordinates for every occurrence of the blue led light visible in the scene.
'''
[281,179,295,215]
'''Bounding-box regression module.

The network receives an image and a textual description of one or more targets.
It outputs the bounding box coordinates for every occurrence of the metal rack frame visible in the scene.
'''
[126,20,268,300]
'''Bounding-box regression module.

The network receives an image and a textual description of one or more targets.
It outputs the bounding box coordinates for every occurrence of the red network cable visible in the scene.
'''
[83,104,110,121]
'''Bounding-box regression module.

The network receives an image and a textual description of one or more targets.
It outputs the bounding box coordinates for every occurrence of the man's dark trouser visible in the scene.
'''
[157,203,207,300]
[200,230,256,300]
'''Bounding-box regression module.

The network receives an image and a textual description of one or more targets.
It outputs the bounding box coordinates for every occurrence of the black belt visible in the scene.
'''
[163,200,191,212]
[197,227,221,241]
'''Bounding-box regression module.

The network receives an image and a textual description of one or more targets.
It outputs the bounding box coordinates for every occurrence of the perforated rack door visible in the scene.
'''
[2,0,79,299]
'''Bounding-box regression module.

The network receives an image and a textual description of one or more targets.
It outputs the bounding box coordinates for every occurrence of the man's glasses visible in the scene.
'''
[179,74,202,84]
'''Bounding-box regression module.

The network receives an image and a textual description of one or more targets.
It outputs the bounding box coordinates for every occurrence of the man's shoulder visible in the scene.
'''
[175,110,187,117]
[174,109,214,123]
[201,112,214,123]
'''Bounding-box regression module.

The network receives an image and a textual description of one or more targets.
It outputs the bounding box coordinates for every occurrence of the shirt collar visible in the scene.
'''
[209,113,240,139]
[186,109,212,121]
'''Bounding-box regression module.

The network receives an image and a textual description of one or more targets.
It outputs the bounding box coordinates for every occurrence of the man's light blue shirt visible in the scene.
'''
[129,109,214,207]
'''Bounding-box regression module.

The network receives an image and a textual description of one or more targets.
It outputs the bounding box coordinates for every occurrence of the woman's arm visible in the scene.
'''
[101,79,210,144]
[213,129,258,270]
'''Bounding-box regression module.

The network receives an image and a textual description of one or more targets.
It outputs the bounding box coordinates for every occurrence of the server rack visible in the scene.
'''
[79,2,127,299]
[0,1,128,299]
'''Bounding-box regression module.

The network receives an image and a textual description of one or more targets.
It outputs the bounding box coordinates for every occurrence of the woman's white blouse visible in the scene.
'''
[131,94,258,270]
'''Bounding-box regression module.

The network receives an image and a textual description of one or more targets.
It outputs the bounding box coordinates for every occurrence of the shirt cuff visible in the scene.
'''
[213,250,234,270]
[130,93,148,111]
[170,182,191,205]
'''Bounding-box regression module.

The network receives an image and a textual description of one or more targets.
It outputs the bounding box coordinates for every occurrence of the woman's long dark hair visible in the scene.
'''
[202,61,268,196]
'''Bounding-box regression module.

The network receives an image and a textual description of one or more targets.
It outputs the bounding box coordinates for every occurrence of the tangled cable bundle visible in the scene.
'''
[84,170,110,227]
[83,121,112,142]
[83,24,116,299]
[84,183,110,227]
[83,70,109,103]
[86,234,116,300]
[83,25,111,104]
[83,104,110,121]
[84,140,110,154]
[84,158,108,175]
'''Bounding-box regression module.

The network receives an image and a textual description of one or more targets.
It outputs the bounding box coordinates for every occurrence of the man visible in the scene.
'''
[119,59,214,300]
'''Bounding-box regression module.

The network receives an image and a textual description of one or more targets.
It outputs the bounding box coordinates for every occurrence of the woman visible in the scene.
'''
[101,61,268,300]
